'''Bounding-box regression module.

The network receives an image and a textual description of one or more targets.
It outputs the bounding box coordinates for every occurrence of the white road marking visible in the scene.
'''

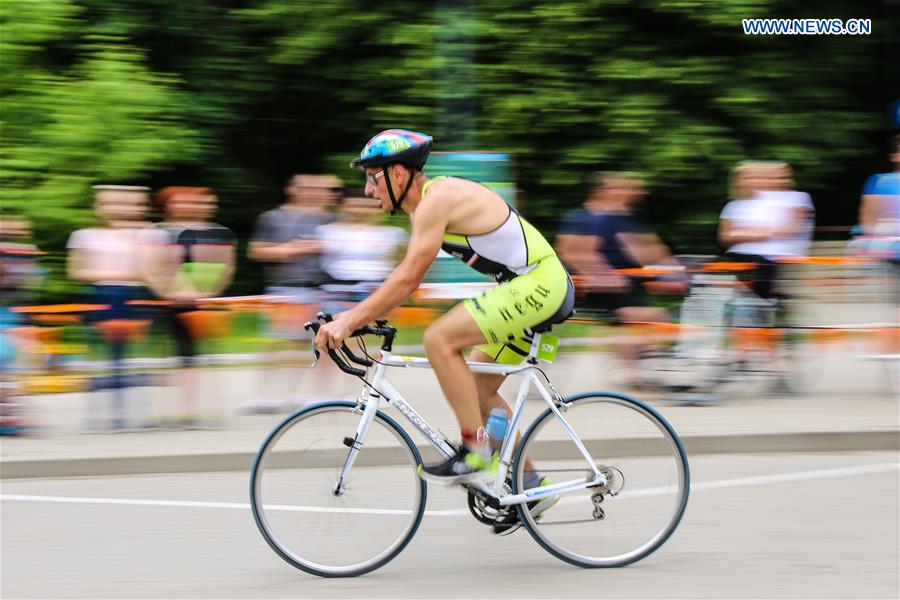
[1,462,897,517]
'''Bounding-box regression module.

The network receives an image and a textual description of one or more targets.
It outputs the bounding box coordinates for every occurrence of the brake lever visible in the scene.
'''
[304,320,321,368]
[310,338,320,368]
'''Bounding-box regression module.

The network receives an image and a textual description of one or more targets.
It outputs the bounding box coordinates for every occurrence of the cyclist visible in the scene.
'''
[314,130,575,493]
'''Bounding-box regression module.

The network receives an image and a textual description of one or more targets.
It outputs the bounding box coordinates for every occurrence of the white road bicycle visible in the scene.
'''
[250,314,690,577]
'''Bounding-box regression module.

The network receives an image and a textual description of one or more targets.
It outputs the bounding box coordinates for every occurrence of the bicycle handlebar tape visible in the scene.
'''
[341,340,374,366]
[328,348,366,377]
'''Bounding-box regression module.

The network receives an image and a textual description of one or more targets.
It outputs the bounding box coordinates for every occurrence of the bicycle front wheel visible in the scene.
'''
[513,392,689,568]
[250,401,426,577]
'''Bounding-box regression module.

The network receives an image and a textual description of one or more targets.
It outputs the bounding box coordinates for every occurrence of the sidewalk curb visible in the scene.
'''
[2,430,897,480]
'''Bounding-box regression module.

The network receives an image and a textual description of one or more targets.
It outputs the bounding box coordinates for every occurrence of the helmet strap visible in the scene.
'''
[383,166,399,215]
[383,164,417,216]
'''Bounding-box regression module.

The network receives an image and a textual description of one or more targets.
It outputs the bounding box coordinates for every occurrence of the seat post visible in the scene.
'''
[527,331,544,361]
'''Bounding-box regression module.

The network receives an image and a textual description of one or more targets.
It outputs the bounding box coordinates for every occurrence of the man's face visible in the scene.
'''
[0,217,30,241]
[604,177,645,207]
[286,175,341,209]
[768,163,791,190]
[738,168,765,196]
[95,190,148,222]
[364,166,397,213]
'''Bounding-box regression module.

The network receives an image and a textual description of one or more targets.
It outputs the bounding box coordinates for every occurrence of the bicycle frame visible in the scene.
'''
[332,332,608,507]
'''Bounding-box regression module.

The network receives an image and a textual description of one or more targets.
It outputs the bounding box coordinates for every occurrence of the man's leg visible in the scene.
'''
[469,349,535,472]
[418,303,504,483]
[469,348,558,534]
[422,303,489,443]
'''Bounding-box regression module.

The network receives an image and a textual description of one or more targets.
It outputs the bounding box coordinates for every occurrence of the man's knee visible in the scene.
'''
[423,322,452,357]
[424,313,476,354]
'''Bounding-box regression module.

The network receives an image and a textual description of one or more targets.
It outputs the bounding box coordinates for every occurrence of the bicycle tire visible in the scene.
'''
[512,391,690,568]
[250,401,427,577]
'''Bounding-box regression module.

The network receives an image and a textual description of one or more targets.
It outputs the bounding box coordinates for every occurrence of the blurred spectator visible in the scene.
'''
[250,174,340,299]
[719,161,814,300]
[853,135,900,259]
[139,186,236,427]
[759,162,816,258]
[557,171,679,317]
[0,216,43,305]
[245,174,340,412]
[852,136,900,314]
[556,172,679,386]
[317,195,408,304]
[67,185,153,430]
[0,215,43,435]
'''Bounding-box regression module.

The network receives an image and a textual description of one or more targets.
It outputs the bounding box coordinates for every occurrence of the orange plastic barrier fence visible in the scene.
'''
[176,310,233,340]
[94,319,152,343]
[387,306,441,328]
[699,262,757,272]
[730,327,782,351]
[778,256,877,265]
[263,302,319,334]
[12,304,108,314]
[30,314,83,325]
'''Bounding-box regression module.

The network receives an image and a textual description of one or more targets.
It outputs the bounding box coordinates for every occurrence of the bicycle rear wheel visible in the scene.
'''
[250,401,426,577]
[512,392,689,568]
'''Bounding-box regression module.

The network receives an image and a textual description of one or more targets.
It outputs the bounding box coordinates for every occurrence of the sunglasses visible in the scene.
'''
[365,170,386,185]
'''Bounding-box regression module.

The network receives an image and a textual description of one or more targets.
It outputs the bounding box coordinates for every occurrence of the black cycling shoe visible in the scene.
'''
[417,447,498,485]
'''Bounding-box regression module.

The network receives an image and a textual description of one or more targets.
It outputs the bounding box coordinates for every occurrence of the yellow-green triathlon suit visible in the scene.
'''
[423,177,575,364]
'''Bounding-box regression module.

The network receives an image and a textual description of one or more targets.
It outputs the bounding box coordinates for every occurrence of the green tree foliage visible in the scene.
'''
[1,0,201,295]
[469,0,888,246]
[0,0,894,297]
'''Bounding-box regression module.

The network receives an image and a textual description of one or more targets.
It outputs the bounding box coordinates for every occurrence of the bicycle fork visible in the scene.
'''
[333,388,382,496]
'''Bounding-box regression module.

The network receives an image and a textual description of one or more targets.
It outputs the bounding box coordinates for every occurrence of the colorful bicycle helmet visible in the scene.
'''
[351,129,433,213]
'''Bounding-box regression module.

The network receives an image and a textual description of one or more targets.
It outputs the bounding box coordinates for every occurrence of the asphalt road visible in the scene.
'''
[2,451,898,599]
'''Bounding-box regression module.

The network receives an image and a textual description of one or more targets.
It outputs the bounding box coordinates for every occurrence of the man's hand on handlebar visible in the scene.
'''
[314,312,354,352]
[305,313,393,378]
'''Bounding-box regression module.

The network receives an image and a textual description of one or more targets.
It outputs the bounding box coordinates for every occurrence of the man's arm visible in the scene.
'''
[556,233,626,291]
[248,211,320,263]
[619,232,678,266]
[719,218,774,246]
[339,199,447,331]
[248,239,320,262]
[557,234,616,274]
[67,249,114,283]
[194,241,236,297]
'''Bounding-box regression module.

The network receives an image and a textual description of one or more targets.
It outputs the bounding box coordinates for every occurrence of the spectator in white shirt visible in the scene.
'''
[719,161,814,300]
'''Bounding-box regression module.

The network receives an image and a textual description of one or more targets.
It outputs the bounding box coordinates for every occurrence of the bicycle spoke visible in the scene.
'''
[251,403,426,577]
[513,393,689,568]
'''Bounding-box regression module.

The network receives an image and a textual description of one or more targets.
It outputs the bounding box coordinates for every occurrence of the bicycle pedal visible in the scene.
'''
[491,522,523,536]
